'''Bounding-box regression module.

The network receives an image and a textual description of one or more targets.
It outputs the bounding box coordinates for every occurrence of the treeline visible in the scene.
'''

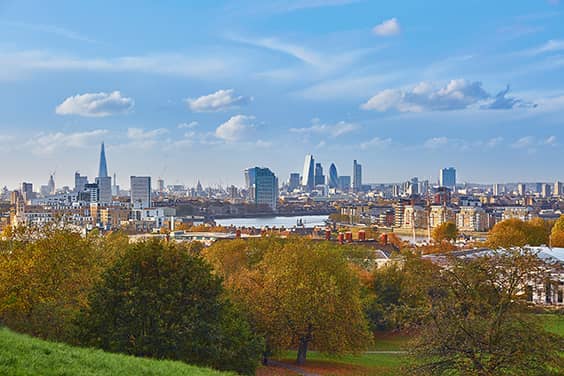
[1,224,563,375]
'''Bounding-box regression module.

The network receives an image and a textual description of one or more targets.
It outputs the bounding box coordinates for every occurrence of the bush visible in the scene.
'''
[76,240,261,375]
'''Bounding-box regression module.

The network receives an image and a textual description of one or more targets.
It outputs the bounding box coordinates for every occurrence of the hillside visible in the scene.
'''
[0,327,233,376]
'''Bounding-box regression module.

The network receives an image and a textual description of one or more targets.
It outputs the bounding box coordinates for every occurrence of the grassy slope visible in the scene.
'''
[0,327,232,376]
[541,313,564,336]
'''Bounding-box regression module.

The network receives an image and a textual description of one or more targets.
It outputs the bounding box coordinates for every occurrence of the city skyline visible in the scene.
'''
[1,1,564,187]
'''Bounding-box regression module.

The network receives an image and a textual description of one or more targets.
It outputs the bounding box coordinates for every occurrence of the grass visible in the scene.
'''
[539,313,564,336]
[0,327,232,376]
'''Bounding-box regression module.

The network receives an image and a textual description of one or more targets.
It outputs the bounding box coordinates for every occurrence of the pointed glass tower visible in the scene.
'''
[98,142,108,178]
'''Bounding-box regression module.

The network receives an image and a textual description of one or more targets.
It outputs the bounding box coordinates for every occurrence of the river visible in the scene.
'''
[215,215,329,228]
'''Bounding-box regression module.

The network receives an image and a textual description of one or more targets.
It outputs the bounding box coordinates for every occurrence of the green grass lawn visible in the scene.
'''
[539,313,564,336]
[0,327,232,376]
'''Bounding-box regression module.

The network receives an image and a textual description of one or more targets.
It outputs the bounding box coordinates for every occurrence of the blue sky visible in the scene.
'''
[0,0,563,189]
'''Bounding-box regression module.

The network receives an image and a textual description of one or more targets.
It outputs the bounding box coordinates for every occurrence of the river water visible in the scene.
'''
[215,215,329,228]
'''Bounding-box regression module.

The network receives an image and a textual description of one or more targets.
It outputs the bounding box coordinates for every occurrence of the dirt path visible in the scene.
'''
[266,360,320,376]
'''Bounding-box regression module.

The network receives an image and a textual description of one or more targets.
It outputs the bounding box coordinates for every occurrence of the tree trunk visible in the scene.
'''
[297,337,309,365]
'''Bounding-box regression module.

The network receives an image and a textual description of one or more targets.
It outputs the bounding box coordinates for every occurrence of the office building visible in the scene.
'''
[338,176,351,191]
[302,154,315,191]
[83,183,99,203]
[47,174,55,195]
[328,163,338,189]
[244,168,256,190]
[554,181,563,197]
[130,176,152,209]
[353,160,362,192]
[439,167,456,191]
[288,173,300,191]
[249,167,278,210]
[493,183,505,196]
[96,143,112,204]
[517,183,526,197]
[541,183,551,198]
[21,182,33,202]
[314,163,325,186]
[74,172,88,193]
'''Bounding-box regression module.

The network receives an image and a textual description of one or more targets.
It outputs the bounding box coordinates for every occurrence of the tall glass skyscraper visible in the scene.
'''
[314,163,325,186]
[302,154,315,191]
[249,167,278,210]
[328,163,338,189]
[353,160,362,192]
[96,142,112,204]
[439,167,456,191]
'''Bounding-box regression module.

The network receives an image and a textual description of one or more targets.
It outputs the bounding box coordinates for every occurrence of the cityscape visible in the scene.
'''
[1,1,564,375]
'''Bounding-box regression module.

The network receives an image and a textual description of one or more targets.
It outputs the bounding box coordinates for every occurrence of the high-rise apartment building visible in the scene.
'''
[302,154,315,191]
[328,163,338,189]
[554,181,563,197]
[314,163,325,186]
[541,183,551,198]
[130,176,152,209]
[517,183,526,197]
[353,160,362,191]
[249,167,278,210]
[493,183,505,196]
[439,167,456,191]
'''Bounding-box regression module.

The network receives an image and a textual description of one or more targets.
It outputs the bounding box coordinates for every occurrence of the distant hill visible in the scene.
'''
[0,327,233,376]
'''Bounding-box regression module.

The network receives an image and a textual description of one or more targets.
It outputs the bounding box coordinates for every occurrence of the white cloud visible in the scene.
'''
[522,39,564,56]
[127,128,168,140]
[0,50,232,81]
[177,121,199,129]
[55,91,134,117]
[424,137,450,149]
[290,119,359,137]
[545,135,557,145]
[373,18,401,36]
[362,79,534,112]
[360,137,392,150]
[215,115,256,142]
[27,129,108,154]
[187,89,251,112]
[1,21,97,43]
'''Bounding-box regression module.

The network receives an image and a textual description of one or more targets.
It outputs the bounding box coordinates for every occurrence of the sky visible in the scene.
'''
[0,0,563,189]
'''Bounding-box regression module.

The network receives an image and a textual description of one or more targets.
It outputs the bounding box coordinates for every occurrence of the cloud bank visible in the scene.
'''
[56,91,134,117]
[187,89,251,112]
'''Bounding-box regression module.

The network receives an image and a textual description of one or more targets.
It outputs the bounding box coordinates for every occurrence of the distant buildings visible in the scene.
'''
[130,176,152,209]
[248,167,278,210]
[288,172,301,192]
[353,160,362,191]
[338,176,351,192]
[314,163,325,186]
[302,154,315,191]
[328,163,338,189]
[96,143,112,204]
[74,172,88,193]
[439,167,456,191]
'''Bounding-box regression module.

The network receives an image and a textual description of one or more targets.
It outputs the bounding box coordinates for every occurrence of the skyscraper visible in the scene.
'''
[74,172,88,192]
[288,173,300,191]
[47,174,55,195]
[314,163,325,186]
[353,160,362,192]
[98,142,108,178]
[302,154,315,191]
[248,167,278,210]
[21,182,33,202]
[439,167,456,191]
[244,168,256,190]
[328,163,338,189]
[130,176,152,209]
[338,176,351,191]
[96,143,112,204]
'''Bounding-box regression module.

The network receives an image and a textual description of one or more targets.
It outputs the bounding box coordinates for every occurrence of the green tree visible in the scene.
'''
[206,238,372,365]
[0,225,121,341]
[487,218,551,248]
[431,222,458,243]
[550,215,564,247]
[77,240,261,375]
[410,249,563,375]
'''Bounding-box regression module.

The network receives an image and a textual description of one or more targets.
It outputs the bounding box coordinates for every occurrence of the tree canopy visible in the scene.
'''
[77,240,261,375]
[431,222,458,243]
[205,238,372,365]
[410,249,563,375]
[551,215,564,247]
[487,218,552,248]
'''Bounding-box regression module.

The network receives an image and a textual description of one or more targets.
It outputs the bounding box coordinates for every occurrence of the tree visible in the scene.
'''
[551,215,564,247]
[0,225,122,341]
[487,218,551,248]
[431,222,457,243]
[410,249,563,375]
[77,240,261,375]
[205,238,372,365]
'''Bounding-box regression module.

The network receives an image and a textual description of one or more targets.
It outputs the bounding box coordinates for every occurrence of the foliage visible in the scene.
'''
[329,213,350,223]
[410,249,564,375]
[0,225,125,342]
[76,240,261,375]
[205,238,372,365]
[487,218,552,248]
[0,327,231,376]
[366,253,440,331]
[551,215,564,247]
[431,222,457,243]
